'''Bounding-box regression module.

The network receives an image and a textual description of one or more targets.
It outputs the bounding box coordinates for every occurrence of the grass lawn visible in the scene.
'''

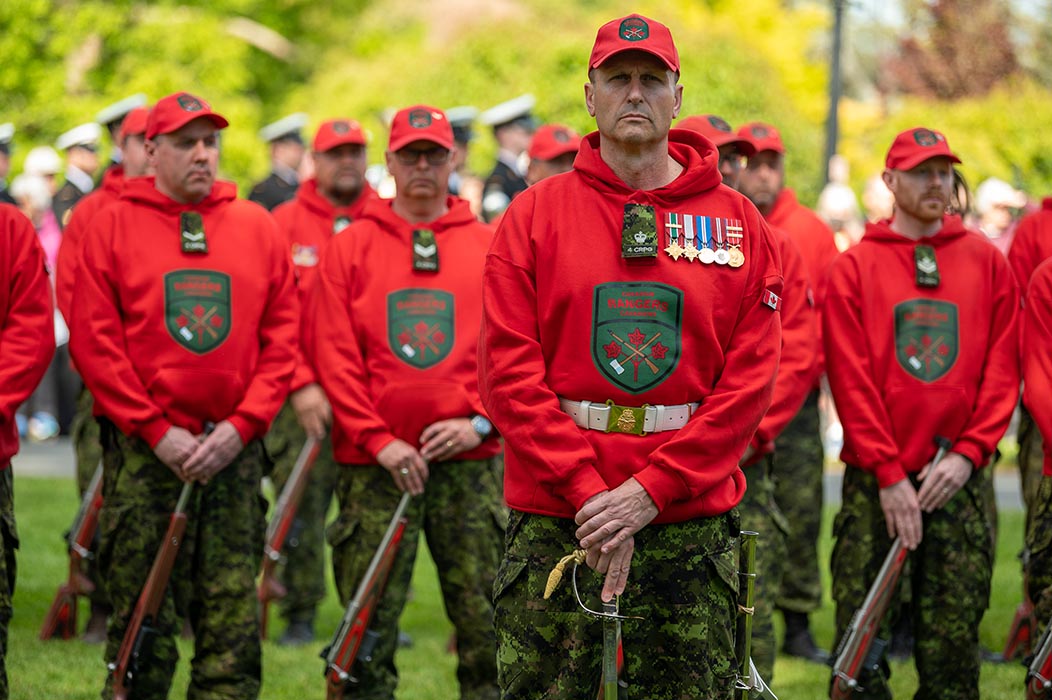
[9,475,1030,699]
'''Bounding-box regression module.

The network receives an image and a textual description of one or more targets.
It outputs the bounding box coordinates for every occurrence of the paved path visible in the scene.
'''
[12,437,1026,511]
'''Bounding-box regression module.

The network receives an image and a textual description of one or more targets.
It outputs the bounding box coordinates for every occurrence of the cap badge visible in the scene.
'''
[707,116,732,133]
[176,94,204,112]
[913,129,942,147]
[409,109,433,129]
[619,17,649,41]
[750,125,769,138]
[554,129,570,143]
[333,121,350,134]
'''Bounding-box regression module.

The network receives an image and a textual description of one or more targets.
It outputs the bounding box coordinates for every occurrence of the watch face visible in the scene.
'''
[472,415,493,436]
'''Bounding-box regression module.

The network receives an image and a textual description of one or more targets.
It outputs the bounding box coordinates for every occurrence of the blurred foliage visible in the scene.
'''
[1,0,1050,205]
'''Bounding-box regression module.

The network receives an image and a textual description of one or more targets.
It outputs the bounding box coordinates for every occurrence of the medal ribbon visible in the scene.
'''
[697,216,712,253]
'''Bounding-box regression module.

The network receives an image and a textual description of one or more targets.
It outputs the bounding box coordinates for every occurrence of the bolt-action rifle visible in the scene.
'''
[40,461,104,640]
[258,436,321,638]
[1027,614,1052,700]
[109,480,194,700]
[322,491,411,700]
[830,437,951,700]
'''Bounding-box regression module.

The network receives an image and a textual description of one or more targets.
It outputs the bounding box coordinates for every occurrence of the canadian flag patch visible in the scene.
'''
[762,288,781,311]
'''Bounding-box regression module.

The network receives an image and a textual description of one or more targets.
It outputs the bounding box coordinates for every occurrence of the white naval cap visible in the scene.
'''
[23,146,63,176]
[55,122,103,151]
[259,113,309,143]
[0,123,13,146]
[96,94,148,127]
[478,94,536,128]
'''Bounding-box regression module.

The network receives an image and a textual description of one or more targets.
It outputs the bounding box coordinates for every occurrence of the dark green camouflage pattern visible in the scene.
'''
[1027,476,1052,640]
[738,458,788,683]
[0,468,16,700]
[495,508,741,700]
[328,459,505,700]
[1020,407,1046,539]
[831,466,992,700]
[263,401,338,624]
[97,422,267,700]
[772,391,824,614]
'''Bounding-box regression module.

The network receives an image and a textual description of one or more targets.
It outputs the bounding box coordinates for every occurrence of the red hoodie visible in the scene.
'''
[70,178,298,447]
[481,130,783,523]
[766,187,838,380]
[746,228,817,463]
[1024,257,1052,476]
[824,216,1020,488]
[309,196,499,465]
[55,166,124,324]
[0,205,56,466]
[1009,197,1052,294]
[272,178,377,392]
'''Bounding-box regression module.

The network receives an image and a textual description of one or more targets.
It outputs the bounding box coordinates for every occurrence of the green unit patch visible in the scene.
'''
[894,299,959,382]
[592,282,682,393]
[164,270,232,354]
[387,288,455,369]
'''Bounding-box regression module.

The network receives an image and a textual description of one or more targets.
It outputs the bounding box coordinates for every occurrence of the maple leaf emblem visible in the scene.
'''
[651,342,668,360]
[604,341,622,359]
[628,328,646,345]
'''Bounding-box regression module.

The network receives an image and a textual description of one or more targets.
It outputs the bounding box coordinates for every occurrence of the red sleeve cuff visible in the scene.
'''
[140,418,174,449]
[227,415,257,446]
[632,463,686,513]
[564,463,609,512]
[365,433,398,461]
[290,362,316,393]
[874,459,908,489]
[1044,452,1052,478]
[951,440,985,471]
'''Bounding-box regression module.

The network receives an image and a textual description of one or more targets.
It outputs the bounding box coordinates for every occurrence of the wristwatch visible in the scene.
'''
[470,414,494,440]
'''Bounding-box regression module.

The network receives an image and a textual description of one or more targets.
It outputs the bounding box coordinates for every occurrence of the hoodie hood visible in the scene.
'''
[572,129,722,202]
[100,166,125,197]
[120,176,237,215]
[863,214,970,248]
[360,195,478,236]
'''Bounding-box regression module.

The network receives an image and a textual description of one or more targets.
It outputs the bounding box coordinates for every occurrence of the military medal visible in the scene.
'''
[914,244,939,288]
[697,216,716,265]
[334,215,351,234]
[180,211,207,254]
[713,221,730,265]
[663,213,685,260]
[412,229,439,272]
[681,215,698,262]
[727,220,744,268]
[621,204,658,259]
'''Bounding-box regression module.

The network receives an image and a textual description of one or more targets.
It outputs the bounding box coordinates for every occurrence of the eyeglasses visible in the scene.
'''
[394,147,450,166]
[718,153,745,171]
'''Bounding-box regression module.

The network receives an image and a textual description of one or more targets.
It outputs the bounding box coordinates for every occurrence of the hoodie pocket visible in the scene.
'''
[146,367,245,426]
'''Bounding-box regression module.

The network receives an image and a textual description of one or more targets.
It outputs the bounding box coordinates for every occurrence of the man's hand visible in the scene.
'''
[181,421,244,485]
[290,383,332,440]
[575,478,658,554]
[153,426,199,479]
[878,479,923,550]
[584,535,635,602]
[376,439,428,496]
[419,418,482,462]
[916,452,972,513]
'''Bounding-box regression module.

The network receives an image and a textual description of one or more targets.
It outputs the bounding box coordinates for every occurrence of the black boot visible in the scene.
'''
[781,610,830,663]
[278,613,316,646]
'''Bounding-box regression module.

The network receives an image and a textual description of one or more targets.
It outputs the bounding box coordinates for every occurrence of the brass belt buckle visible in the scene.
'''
[604,399,649,436]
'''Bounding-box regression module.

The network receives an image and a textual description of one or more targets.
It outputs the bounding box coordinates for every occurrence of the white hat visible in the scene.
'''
[23,146,63,176]
[259,113,308,143]
[479,94,536,128]
[10,174,52,211]
[975,177,1026,214]
[55,122,103,151]
[96,94,148,127]
[0,123,13,146]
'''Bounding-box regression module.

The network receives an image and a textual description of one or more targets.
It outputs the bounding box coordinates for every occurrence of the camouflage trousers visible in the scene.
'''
[831,467,993,700]
[773,390,824,614]
[97,421,267,700]
[739,459,788,683]
[1020,407,1046,542]
[328,459,506,700]
[263,401,337,623]
[495,508,741,700]
[71,386,108,611]
[1027,477,1052,641]
[0,468,16,700]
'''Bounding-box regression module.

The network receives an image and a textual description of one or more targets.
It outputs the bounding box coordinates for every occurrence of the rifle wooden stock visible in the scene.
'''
[1028,617,1052,700]
[40,461,104,640]
[323,492,411,700]
[110,482,193,700]
[258,436,321,638]
[1004,565,1036,661]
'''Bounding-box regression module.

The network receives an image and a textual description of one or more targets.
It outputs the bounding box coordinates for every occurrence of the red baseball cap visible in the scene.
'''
[885,127,962,171]
[677,115,756,157]
[589,14,679,73]
[388,105,454,152]
[738,122,784,155]
[146,92,228,140]
[119,106,151,141]
[313,119,367,152]
[528,124,582,161]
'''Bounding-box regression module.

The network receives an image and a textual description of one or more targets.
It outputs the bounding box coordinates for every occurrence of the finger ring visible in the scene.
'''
[446,440,454,448]
[400,468,410,476]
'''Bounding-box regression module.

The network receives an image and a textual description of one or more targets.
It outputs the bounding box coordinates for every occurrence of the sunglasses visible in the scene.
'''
[394,147,450,166]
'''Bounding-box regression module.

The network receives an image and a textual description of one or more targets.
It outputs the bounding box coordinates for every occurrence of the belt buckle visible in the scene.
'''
[604,400,648,436]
